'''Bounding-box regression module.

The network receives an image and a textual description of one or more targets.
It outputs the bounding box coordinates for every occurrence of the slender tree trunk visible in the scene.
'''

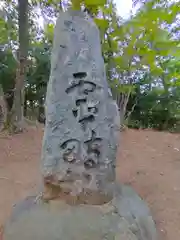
[161,76,170,130]
[0,85,7,131]
[38,97,45,124]
[24,91,27,117]
[119,91,131,126]
[10,0,28,133]
[2,89,14,130]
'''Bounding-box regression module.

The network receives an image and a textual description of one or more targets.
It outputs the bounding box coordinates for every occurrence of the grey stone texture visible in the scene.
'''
[2,9,157,240]
[3,184,157,240]
[41,9,120,197]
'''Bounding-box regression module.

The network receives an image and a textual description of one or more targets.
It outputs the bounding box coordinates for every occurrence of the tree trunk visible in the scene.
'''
[119,92,131,128]
[9,0,28,133]
[0,85,7,131]
[161,76,170,130]
[24,91,27,117]
[38,97,45,124]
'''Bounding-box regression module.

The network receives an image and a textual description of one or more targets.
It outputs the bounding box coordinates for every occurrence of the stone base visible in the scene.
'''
[2,184,157,240]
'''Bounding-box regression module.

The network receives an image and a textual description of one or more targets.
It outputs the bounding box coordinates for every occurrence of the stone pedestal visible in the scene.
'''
[3,184,157,240]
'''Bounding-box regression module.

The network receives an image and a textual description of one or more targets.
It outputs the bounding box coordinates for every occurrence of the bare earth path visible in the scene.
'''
[0,126,180,240]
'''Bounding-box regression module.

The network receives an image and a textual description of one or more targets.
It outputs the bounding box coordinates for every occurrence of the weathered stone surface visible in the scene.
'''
[2,9,157,240]
[3,184,157,240]
[41,9,120,199]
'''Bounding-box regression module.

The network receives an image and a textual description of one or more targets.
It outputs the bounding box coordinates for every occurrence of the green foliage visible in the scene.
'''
[44,23,55,43]
[0,50,16,92]
[84,0,106,5]
[94,18,109,31]
[0,0,180,132]
[0,18,9,45]
[127,58,180,131]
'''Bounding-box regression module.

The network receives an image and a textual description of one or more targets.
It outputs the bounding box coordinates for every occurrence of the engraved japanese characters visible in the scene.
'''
[41,10,120,197]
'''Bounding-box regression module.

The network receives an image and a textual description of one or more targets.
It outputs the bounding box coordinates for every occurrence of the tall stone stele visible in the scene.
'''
[3,10,157,240]
[41,9,120,203]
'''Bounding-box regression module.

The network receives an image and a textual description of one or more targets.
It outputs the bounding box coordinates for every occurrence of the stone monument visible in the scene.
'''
[2,10,157,240]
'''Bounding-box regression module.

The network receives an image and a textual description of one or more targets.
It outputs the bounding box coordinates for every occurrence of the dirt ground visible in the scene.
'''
[0,126,180,240]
